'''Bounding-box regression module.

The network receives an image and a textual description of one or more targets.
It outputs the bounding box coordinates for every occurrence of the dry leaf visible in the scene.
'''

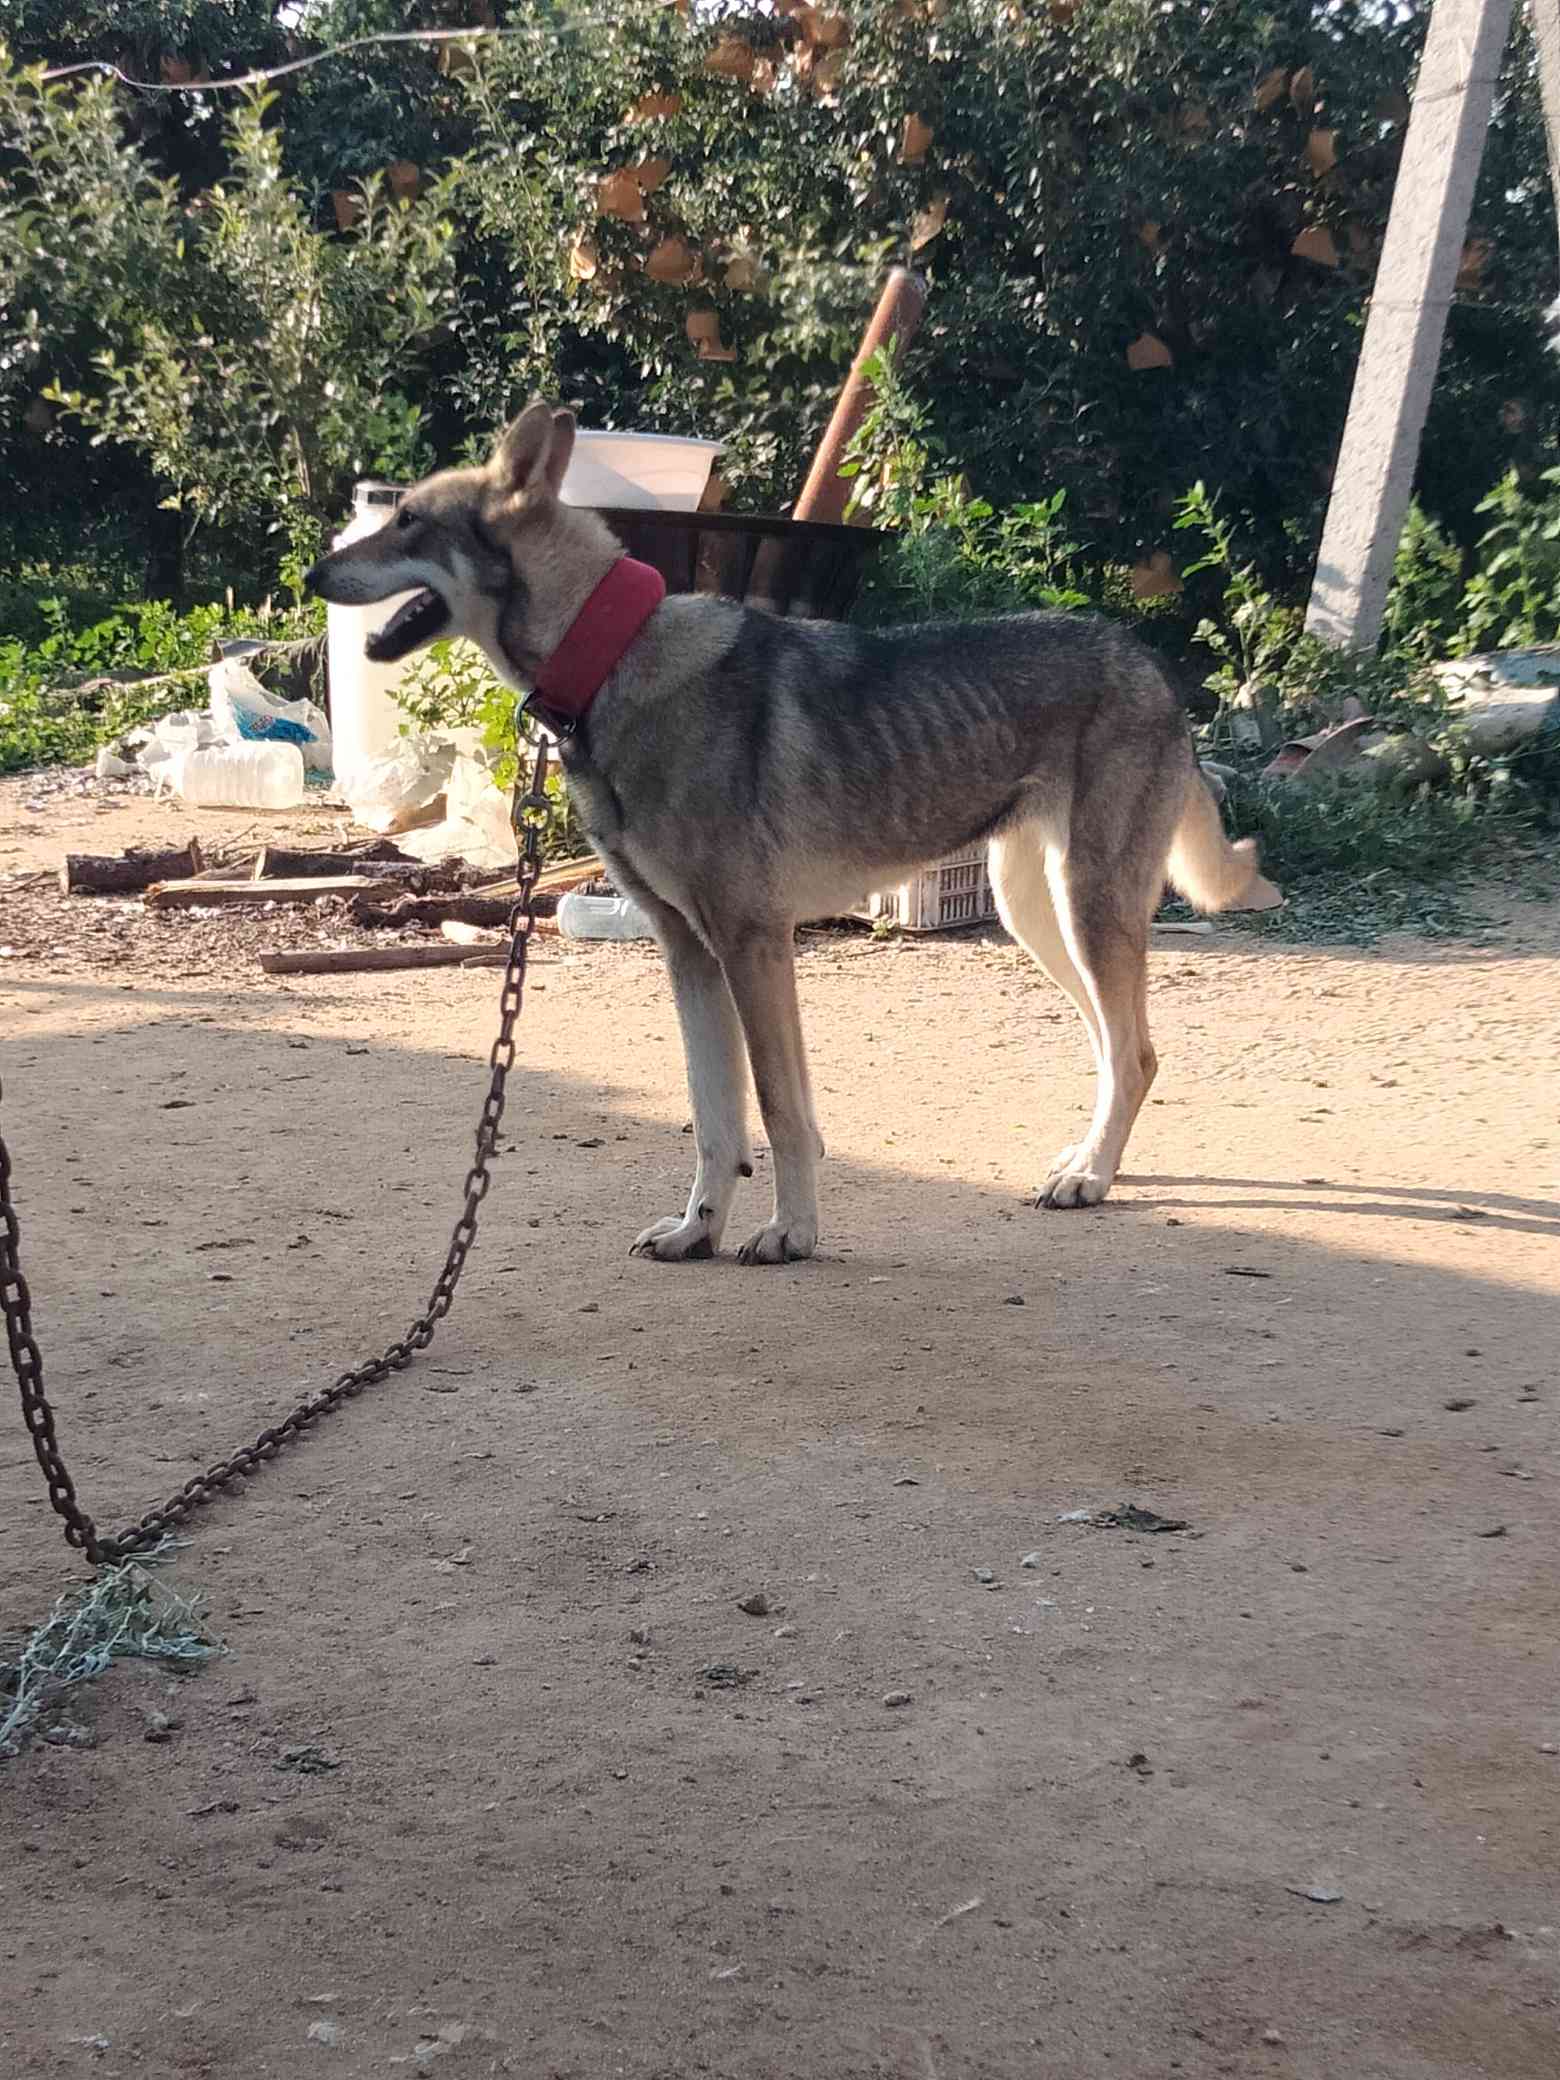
[812,49,846,96]
[436,39,480,79]
[1304,128,1337,176]
[1130,552,1182,600]
[706,35,756,80]
[1291,225,1339,268]
[750,56,778,95]
[386,160,421,201]
[723,253,761,292]
[1290,65,1316,114]
[331,190,363,233]
[812,13,852,48]
[1180,102,1211,136]
[568,235,599,282]
[597,169,646,223]
[634,157,671,194]
[911,193,948,248]
[645,235,698,283]
[1254,68,1287,113]
[686,309,736,361]
[631,89,682,121]
[1126,332,1173,371]
[160,55,194,85]
[900,114,934,164]
[1457,239,1493,289]
[1049,0,1079,23]
[1137,220,1162,253]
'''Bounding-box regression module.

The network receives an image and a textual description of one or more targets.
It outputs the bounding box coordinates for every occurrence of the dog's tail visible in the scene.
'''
[1166,765,1283,914]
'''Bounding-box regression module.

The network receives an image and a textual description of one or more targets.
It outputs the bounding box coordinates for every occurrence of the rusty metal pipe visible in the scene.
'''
[792,266,928,526]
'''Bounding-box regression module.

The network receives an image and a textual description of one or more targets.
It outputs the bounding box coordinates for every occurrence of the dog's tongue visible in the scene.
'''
[364,589,449,664]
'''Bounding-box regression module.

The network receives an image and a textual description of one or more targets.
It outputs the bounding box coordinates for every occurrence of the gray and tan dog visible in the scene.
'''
[308,401,1280,1265]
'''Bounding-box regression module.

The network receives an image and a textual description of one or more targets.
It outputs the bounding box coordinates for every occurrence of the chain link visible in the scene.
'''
[1,726,552,1568]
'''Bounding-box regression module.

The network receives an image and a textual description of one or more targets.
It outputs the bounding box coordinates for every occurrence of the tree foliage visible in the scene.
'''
[2,0,1557,603]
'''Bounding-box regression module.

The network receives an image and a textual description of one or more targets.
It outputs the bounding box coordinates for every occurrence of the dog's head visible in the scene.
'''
[305,401,617,689]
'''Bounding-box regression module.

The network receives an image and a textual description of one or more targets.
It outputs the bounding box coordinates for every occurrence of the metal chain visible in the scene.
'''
[1,727,552,1569]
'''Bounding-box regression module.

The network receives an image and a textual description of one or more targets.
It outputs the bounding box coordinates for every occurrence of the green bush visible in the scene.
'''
[0,595,317,772]
[7,2,1560,596]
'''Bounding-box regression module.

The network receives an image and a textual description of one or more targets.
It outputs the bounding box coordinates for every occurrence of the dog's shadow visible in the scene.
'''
[1124,1172,1560,1238]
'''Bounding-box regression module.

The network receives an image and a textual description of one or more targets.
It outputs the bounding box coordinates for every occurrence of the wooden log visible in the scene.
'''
[60,839,204,897]
[349,892,519,931]
[259,944,517,976]
[252,841,420,879]
[145,875,397,911]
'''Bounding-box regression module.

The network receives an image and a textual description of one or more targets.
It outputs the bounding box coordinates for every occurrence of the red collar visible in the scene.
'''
[529,556,666,723]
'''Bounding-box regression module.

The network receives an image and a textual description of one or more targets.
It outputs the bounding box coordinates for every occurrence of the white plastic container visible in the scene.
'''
[556,890,657,941]
[173,742,306,811]
[561,431,721,512]
[326,480,416,793]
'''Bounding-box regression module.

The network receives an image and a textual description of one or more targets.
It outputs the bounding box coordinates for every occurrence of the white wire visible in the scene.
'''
[39,21,629,95]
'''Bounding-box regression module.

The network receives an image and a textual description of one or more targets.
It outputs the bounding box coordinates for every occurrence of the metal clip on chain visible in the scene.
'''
[1,718,552,1566]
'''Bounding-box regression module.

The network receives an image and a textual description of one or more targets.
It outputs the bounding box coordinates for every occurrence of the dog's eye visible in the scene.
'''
[395,506,415,532]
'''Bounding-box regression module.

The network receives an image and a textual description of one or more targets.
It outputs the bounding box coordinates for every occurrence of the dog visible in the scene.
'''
[307,401,1280,1265]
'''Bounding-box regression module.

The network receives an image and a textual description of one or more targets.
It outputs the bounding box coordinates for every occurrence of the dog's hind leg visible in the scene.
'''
[989,820,1160,1209]
[717,926,820,1265]
[1034,843,1160,1209]
[988,824,1108,1190]
[631,905,754,1262]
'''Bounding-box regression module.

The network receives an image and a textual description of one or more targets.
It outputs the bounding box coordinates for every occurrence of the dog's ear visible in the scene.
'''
[489,400,558,496]
[544,409,576,497]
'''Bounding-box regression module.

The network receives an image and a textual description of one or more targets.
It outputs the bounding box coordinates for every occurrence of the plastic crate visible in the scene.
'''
[865,846,999,932]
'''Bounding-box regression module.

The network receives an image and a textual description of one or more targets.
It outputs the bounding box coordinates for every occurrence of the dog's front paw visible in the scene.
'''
[735,1216,817,1266]
[630,1213,717,1262]
[1034,1151,1112,1210]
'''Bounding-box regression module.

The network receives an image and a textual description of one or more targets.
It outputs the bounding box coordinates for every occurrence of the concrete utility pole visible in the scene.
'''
[1534,0,1560,261]
[1304,0,1517,650]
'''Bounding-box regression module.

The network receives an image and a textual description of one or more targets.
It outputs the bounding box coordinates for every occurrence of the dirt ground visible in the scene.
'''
[2,772,1558,2080]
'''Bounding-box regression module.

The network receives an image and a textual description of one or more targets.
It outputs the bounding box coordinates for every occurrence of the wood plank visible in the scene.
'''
[145,875,397,911]
[258,943,517,976]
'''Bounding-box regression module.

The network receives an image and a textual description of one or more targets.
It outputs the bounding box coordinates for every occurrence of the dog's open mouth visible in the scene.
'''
[365,589,450,664]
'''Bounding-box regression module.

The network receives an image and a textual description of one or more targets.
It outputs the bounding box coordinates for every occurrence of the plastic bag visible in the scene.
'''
[207,658,332,772]
[342,736,455,835]
[396,752,517,871]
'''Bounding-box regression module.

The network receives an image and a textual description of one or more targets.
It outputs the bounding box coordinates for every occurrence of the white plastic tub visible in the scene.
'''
[560,431,722,512]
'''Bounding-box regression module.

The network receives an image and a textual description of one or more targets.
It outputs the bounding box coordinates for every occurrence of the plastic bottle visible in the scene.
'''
[173,742,306,811]
[326,480,416,793]
[556,890,657,942]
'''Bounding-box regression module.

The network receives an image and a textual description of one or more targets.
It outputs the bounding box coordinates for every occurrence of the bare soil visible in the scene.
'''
[3,774,1558,2080]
